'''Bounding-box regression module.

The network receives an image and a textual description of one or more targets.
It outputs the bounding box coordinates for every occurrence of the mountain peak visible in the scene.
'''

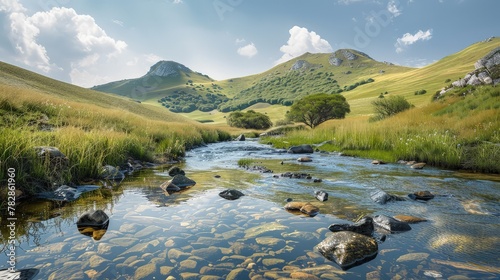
[146,60,191,77]
[329,49,373,66]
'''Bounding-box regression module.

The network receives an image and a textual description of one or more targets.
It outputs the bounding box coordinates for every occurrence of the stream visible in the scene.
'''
[1,140,499,279]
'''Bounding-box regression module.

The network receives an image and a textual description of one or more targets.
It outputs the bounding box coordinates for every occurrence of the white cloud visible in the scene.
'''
[0,0,25,13]
[395,29,432,53]
[112,19,124,26]
[387,0,402,17]
[276,26,332,65]
[235,38,246,44]
[2,4,128,86]
[237,43,258,58]
[172,0,183,3]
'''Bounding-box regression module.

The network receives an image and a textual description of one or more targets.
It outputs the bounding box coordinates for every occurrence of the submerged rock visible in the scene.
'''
[370,189,406,204]
[393,215,427,223]
[284,201,320,216]
[373,215,411,233]
[411,162,426,169]
[219,189,245,200]
[328,217,374,237]
[408,190,435,201]
[316,231,378,269]
[297,156,312,162]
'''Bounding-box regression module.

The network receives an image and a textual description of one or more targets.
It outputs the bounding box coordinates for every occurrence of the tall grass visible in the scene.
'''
[263,86,500,173]
[0,84,231,200]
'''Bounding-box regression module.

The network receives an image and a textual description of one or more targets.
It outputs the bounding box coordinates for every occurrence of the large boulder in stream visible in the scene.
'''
[328,216,374,237]
[219,189,245,200]
[36,185,100,202]
[370,189,406,204]
[316,231,378,269]
[373,215,411,233]
[287,144,314,154]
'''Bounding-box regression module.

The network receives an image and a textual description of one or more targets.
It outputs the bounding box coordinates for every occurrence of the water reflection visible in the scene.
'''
[0,141,499,278]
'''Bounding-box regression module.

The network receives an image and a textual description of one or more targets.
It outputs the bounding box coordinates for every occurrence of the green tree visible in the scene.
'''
[371,95,412,121]
[227,110,273,129]
[286,93,350,128]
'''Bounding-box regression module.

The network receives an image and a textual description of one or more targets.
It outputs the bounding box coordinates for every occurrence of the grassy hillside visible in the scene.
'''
[0,62,231,198]
[342,38,500,115]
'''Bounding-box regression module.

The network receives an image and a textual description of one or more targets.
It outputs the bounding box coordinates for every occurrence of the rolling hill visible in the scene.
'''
[92,37,500,120]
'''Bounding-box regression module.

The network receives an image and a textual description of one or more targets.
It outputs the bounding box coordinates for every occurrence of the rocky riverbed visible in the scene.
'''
[1,140,499,279]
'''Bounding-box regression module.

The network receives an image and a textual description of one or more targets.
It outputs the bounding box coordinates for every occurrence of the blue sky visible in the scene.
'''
[0,0,498,87]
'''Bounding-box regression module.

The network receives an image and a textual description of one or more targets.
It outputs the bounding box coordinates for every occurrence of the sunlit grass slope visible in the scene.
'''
[0,62,230,196]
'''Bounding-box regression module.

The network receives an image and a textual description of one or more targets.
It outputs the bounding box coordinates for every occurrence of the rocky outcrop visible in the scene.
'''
[147,61,190,77]
[441,45,500,96]
[288,144,314,154]
[316,231,378,269]
[329,56,343,66]
[290,60,322,71]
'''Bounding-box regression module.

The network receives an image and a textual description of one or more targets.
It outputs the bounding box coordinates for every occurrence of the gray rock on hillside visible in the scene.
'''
[448,46,500,90]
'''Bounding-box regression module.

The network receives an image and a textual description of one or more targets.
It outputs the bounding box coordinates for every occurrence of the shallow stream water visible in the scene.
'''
[1,140,499,279]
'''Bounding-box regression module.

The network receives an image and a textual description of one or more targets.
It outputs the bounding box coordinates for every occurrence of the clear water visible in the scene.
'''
[1,140,499,279]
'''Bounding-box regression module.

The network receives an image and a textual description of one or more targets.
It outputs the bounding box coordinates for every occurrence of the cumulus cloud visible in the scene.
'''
[276,26,332,65]
[395,29,432,53]
[237,43,258,58]
[1,1,128,86]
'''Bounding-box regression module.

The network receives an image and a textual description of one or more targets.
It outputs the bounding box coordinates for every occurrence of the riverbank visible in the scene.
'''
[263,85,500,174]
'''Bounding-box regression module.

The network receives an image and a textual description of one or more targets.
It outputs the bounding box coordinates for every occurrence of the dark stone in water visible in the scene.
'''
[219,189,245,200]
[77,210,109,227]
[281,172,311,179]
[313,178,322,183]
[316,231,378,270]
[165,174,196,189]
[370,189,406,204]
[285,198,293,202]
[214,175,221,178]
[287,144,314,154]
[77,210,109,241]
[315,190,329,201]
[408,190,435,201]
[328,217,374,237]
[373,215,411,233]
[0,268,39,280]
[168,166,185,176]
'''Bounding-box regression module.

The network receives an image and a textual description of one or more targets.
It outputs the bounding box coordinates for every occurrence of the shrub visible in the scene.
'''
[227,110,273,129]
[371,95,412,121]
